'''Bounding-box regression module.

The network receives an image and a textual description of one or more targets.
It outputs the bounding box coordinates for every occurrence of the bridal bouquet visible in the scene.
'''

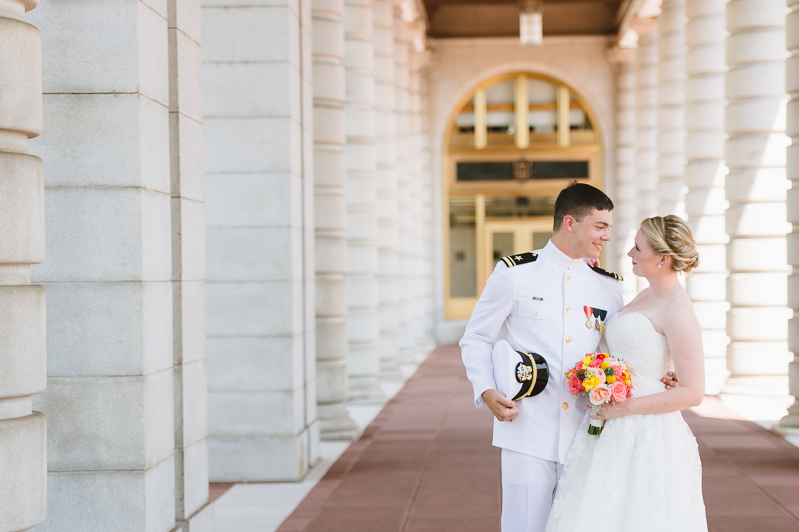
[564,353,633,435]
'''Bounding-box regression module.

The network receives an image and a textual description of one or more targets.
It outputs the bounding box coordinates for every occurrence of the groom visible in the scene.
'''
[460,182,625,532]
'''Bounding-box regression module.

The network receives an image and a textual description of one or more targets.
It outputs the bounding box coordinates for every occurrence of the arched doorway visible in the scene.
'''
[443,72,604,319]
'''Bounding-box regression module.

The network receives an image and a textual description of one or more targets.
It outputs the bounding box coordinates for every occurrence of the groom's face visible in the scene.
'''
[572,208,612,260]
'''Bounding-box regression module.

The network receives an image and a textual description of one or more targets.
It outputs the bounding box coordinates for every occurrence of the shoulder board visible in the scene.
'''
[589,265,623,281]
[500,252,538,268]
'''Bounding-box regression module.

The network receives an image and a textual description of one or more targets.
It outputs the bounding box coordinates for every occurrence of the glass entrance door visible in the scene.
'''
[483,217,552,287]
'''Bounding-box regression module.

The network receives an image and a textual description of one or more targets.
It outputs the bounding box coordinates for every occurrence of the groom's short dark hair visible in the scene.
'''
[553,181,614,232]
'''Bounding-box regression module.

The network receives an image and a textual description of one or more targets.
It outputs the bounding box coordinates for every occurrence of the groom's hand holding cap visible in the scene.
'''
[482,389,519,422]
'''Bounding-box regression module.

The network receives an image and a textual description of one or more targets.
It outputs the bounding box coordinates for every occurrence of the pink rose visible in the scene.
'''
[589,358,603,368]
[610,381,627,403]
[575,360,584,371]
[587,367,606,384]
[588,384,611,405]
[568,373,585,395]
[627,385,634,397]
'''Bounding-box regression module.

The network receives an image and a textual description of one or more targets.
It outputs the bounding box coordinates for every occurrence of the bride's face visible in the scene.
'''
[628,229,659,276]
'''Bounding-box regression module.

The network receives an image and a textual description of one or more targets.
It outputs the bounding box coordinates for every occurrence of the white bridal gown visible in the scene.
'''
[544,312,708,532]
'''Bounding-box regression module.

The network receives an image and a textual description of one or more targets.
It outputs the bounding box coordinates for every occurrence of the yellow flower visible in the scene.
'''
[600,361,610,370]
[583,375,599,391]
[582,356,593,366]
[606,375,616,384]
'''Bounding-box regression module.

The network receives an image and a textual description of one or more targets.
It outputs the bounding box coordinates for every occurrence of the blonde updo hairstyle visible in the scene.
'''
[640,215,700,274]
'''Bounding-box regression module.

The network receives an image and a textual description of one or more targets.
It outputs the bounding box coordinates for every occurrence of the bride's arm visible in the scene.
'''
[593,301,705,420]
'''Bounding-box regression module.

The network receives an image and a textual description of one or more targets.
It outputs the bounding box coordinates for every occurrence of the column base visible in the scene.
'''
[318,403,360,441]
[348,375,386,404]
[174,500,214,532]
[720,375,789,398]
[379,359,404,381]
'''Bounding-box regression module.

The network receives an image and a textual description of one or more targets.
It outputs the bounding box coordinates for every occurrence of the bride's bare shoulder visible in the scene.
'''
[662,291,700,327]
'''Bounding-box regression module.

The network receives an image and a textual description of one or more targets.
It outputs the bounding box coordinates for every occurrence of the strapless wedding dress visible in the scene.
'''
[544,312,708,532]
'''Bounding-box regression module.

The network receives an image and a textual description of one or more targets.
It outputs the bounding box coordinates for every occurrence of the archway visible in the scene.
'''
[442,72,604,319]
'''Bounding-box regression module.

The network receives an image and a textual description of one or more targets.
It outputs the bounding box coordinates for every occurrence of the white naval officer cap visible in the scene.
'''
[491,339,549,402]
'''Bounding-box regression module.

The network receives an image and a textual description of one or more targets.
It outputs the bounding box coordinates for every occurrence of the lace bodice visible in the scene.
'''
[605,312,674,397]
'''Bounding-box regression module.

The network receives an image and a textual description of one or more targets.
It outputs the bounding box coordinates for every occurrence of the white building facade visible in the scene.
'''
[1,0,798,529]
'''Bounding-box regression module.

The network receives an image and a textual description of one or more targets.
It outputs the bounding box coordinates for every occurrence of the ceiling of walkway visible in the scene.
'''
[423,0,625,38]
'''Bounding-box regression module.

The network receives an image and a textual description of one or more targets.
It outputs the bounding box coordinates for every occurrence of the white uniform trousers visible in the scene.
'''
[501,449,564,532]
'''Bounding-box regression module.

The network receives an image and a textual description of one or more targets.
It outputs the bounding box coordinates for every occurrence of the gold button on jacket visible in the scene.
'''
[565,337,571,343]
[562,402,569,409]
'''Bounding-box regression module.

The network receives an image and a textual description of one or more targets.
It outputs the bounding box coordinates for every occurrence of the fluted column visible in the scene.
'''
[608,47,637,301]
[782,0,799,426]
[313,0,360,438]
[344,0,383,402]
[722,0,791,401]
[684,0,729,395]
[372,0,402,380]
[633,18,659,291]
[394,9,415,363]
[0,2,47,531]
[657,0,688,218]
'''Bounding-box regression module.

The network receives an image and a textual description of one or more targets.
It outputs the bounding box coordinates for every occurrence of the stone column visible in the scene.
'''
[373,0,402,380]
[312,0,360,439]
[684,0,729,395]
[408,51,426,359]
[783,0,799,426]
[419,63,437,350]
[203,0,320,481]
[0,1,47,531]
[657,0,688,218]
[168,1,213,529]
[394,10,415,363]
[344,0,384,402]
[632,18,659,291]
[722,0,791,402]
[608,47,637,301]
[30,1,177,529]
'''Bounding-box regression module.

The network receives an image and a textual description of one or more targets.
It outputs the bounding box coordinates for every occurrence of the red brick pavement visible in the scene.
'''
[275,345,799,532]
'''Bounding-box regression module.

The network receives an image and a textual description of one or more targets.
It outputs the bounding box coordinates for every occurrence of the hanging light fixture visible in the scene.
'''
[519,0,543,47]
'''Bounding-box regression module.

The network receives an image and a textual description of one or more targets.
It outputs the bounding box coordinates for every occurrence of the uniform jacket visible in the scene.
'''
[460,240,624,464]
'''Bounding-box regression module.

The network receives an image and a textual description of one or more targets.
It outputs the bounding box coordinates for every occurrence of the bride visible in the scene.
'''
[544,215,708,532]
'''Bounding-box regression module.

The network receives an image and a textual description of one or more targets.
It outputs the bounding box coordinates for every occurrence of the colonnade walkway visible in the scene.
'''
[228,345,799,532]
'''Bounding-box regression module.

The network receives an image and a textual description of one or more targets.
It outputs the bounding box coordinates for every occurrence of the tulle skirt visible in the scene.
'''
[544,409,708,532]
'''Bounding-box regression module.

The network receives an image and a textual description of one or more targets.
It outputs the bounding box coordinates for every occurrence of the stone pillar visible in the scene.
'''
[0,1,47,531]
[408,51,426,359]
[394,10,415,363]
[684,0,729,395]
[608,47,637,301]
[722,0,791,401]
[633,18,659,290]
[30,1,177,529]
[783,0,799,425]
[419,62,437,349]
[344,0,384,402]
[312,0,360,439]
[168,1,213,529]
[373,0,402,380]
[657,0,688,218]
[203,0,320,481]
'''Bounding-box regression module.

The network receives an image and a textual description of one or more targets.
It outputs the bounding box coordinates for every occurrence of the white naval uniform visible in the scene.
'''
[460,240,623,532]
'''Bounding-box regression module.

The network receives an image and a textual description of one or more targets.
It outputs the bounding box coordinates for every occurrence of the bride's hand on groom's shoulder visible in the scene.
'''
[662,371,679,390]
